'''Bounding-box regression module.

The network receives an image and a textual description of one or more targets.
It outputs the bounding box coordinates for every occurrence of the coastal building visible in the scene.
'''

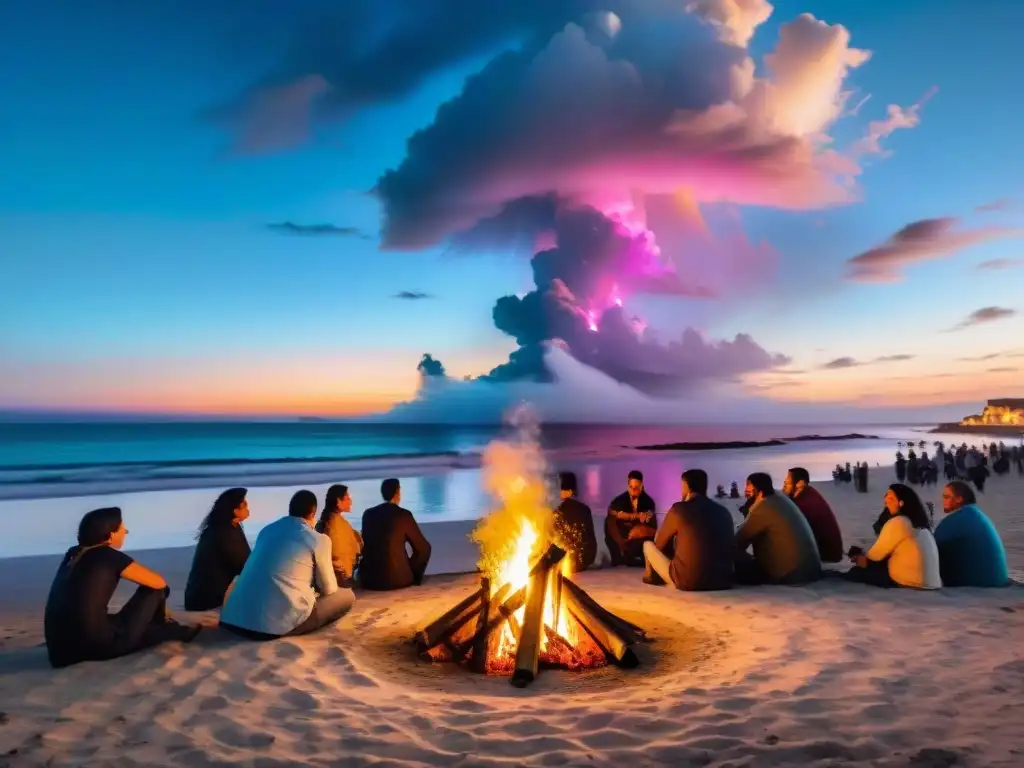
[960,399,1024,426]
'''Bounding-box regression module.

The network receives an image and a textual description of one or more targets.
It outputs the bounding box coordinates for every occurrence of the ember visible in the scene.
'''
[413,409,646,687]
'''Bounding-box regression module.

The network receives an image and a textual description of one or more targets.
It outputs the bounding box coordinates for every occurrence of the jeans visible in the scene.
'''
[288,588,356,636]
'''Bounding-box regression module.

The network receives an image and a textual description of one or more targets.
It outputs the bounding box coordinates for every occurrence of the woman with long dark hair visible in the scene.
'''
[44,507,200,668]
[184,487,251,610]
[845,483,941,589]
[316,484,362,587]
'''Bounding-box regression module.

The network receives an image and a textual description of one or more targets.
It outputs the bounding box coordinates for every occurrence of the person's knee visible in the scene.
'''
[642,540,656,558]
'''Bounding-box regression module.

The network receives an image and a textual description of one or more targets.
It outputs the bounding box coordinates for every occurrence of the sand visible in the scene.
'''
[1,472,1022,767]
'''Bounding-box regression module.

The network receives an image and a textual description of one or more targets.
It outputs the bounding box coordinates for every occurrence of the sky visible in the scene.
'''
[1,0,1022,422]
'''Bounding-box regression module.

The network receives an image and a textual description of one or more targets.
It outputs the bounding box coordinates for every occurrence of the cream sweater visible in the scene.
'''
[868,515,942,589]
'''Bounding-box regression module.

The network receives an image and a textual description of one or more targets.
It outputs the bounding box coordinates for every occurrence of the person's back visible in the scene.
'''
[221,516,330,636]
[792,485,844,563]
[661,496,734,591]
[934,505,1009,587]
[738,493,821,584]
[322,513,362,583]
[554,497,597,572]
[360,502,431,590]
[184,523,250,611]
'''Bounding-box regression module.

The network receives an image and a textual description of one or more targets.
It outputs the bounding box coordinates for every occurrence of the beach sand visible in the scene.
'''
[1,472,1022,766]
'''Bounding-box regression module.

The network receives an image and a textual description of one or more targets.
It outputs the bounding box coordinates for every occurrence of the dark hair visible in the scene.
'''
[289,490,318,519]
[317,484,349,533]
[77,507,123,547]
[381,478,400,501]
[789,467,810,485]
[197,487,247,539]
[747,472,774,497]
[681,469,708,496]
[945,480,976,506]
[627,470,643,483]
[559,471,578,495]
[887,483,931,530]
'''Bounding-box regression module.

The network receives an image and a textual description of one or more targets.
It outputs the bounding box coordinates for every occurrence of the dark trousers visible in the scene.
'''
[734,550,766,585]
[108,585,174,658]
[604,516,652,567]
[843,559,895,588]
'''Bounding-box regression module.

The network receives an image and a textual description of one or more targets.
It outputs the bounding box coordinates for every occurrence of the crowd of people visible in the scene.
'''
[43,459,1012,669]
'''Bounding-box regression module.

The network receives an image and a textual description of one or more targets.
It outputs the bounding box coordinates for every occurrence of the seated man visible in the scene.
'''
[783,467,844,563]
[643,469,734,591]
[735,473,822,585]
[605,470,658,567]
[220,490,355,640]
[553,472,597,572]
[934,481,1009,587]
[360,478,432,590]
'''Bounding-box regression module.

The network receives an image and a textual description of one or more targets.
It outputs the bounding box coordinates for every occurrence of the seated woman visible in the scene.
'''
[44,507,200,668]
[184,487,251,610]
[316,484,363,587]
[220,490,355,640]
[845,483,941,589]
[934,481,1009,587]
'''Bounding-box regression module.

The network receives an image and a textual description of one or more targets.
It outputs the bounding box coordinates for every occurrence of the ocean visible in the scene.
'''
[0,420,996,557]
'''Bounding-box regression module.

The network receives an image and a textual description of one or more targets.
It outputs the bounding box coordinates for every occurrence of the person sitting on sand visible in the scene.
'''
[316,484,363,588]
[552,472,597,572]
[845,483,941,590]
[934,481,1009,587]
[734,473,821,585]
[44,507,200,668]
[643,469,734,591]
[360,478,432,591]
[184,487,251,611]
[783,468,844,563]
[605,470,658,567]
[220,490,355,640]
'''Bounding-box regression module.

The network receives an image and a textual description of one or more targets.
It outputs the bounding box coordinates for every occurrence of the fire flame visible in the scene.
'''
[961,405,1024,426]
[470,409,579,664]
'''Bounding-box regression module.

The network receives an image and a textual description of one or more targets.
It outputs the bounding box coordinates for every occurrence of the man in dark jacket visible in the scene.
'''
[360,478,432,591]
[552,472,597,572]
[643,469,734,590]
[605,470,657,566]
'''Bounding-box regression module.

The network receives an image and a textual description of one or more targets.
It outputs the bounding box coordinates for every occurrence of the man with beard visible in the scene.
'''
[735,473,821,585]
[782,467,844,563]
[605,470,657,567]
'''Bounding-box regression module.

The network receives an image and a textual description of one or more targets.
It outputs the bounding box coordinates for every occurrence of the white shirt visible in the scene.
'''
[221,516,338,636]
[868,515,942,589]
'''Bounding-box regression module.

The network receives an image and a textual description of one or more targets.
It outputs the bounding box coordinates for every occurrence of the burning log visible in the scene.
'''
[560,578,646,644]
[414,587,484,654]
[511,548,566,688]
[560,579,639,669]
[469,577,491,674]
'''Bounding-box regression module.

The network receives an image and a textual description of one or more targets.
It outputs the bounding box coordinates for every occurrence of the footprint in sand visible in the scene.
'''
[212,726,276,749]
[197,695,229,712]
[279,688,319,710]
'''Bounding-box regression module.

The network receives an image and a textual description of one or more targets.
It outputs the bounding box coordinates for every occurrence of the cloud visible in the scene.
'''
[820,354,913,369]
[977,258,1023,271]
[416,354,446,378]
[845,217,1023,282]
[851,86,936,156]
[957,352,1001,362]
[478,206,789,394]
[266,221,370,238]
[394,290,433,300]
[945,306,1017,332]
[987,366,1018,373]
[372,4,922,250]
[976,199,1011,213]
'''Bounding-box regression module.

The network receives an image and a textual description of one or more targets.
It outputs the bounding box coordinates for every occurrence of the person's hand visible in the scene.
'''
[853,555,868,568]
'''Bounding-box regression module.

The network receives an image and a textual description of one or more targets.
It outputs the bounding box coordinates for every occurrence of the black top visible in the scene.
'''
[44,545,134,667]
[554,497,597,572]
[360,503,432,591]
[184,524,250,611]
[654,497,735,590]
[608,491,658,530]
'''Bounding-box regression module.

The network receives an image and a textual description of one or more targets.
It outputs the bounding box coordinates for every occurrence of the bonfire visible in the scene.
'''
[413,413,645,687]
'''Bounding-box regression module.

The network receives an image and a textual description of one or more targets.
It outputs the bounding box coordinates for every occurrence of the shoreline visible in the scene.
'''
[932,423,1024,439]
[635,433,880,451]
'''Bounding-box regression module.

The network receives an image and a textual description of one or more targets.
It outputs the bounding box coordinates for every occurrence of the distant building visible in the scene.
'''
[960,398,1024,426]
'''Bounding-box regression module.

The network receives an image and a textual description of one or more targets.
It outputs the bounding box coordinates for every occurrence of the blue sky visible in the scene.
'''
[1,0,1021,416]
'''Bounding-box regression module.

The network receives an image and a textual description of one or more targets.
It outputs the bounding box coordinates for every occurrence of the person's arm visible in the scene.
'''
[735,501,769,550]
[121,561,168,590]
[220,527,251,577]
[653,507,678,553]
[322,517,348,575]
[313,533,339,596]
[403,512,432,585]
[866,516,908,562]
[641,498,657,526]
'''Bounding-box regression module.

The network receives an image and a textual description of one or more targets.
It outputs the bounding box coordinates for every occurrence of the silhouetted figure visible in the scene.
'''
[895,452,907,483]
[553,472,597,573]
[714,484,727,499]
[360,479,432,590]
[184,487,251,611]
[729,482,740,499]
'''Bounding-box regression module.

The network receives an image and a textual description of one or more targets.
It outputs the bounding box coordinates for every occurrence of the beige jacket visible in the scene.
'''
[322,514,363,579]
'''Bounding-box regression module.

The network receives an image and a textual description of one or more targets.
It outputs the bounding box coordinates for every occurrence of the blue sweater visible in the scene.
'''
[933,505,1009,587]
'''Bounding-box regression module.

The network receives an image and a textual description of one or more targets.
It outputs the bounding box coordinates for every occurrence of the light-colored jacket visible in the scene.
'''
[222,516,338,636]
[868,515,942,589]
[322,514,363,579]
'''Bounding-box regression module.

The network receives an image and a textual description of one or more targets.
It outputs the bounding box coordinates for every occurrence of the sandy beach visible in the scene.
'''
[1,471,1022,767]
